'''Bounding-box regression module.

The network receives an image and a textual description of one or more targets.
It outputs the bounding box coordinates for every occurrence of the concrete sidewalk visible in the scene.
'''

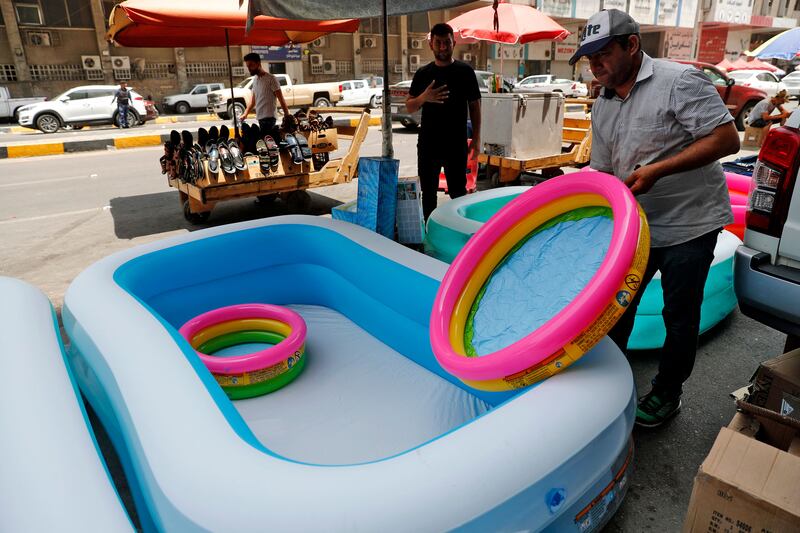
[0,115,381,159]
[0,113,220,134]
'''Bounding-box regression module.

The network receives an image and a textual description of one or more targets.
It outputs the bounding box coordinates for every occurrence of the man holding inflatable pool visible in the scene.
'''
[570,9,740,428]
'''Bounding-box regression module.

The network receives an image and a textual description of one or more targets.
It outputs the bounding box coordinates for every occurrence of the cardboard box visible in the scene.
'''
[749,348,800,422]
[683,411,800,533]
[396,176,425,244]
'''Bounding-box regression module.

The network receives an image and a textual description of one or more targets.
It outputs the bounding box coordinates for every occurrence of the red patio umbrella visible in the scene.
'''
[729,57,778,72]
[107,0,359,47]
[446,2,569,45]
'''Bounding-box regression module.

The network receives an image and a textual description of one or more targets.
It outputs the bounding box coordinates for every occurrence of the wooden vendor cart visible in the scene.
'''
[478,115,593,187]
[170,107,371,223]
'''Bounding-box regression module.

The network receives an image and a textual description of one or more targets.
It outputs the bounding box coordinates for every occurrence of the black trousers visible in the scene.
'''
[608,228,720,398]
[418,138,468,221]
[258,117,279,140]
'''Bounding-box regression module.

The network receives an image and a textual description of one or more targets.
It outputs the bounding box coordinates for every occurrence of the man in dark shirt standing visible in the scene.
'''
[111,81,131,128]
[407,23,481,220]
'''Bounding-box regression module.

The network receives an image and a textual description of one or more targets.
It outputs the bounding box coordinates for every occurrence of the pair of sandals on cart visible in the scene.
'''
[240,121,312,170]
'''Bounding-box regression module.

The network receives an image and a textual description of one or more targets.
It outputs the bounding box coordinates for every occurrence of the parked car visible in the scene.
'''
[727,70,787,98]
[206,74,342,120]
[514,75,588,97]
[0,86,45,122]
[675,61,769,131]
[162,83,224,114]
[780,71,800,98]
[390,70,512,130]
[337,79,382,108]
[733,112,800,348]
[16,85,152,133]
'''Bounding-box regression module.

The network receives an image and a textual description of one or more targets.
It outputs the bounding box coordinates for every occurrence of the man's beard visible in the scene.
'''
[248,67,259,75]
[435,50,452,62]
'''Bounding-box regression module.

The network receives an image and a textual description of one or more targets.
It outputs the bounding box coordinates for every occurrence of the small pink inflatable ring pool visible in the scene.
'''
[429,171,649,387]
[179,303,307,374]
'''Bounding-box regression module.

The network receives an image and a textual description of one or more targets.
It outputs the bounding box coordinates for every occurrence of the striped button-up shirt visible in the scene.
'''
[591,53,734,247]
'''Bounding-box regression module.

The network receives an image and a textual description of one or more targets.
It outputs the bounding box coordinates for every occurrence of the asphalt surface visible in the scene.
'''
[0,127,790,532]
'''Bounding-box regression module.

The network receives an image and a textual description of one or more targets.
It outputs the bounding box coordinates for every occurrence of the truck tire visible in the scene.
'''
[313,96,331,107]
[369,95,378,109]
[228,102,245,122]
[736,101,757,131]
[175,101,190,114]
[36,113,60,134]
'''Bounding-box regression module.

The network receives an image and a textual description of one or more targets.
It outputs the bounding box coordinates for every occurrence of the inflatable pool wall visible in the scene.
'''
[63,215,635,532]
[0,277,133,533]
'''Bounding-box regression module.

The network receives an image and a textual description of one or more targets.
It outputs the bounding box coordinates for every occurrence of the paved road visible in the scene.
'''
[0,129,789,531]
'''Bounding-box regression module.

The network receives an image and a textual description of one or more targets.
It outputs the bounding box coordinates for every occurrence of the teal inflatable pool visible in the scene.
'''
[424,187,740,351]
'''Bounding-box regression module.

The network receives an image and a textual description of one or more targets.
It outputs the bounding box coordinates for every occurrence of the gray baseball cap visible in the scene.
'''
[569,9,640,65]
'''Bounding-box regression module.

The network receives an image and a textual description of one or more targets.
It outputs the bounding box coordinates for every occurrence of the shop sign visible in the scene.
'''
[709,0,752,24]
[250,46,302,62]
[664,28,693,60]
[554,30,579,62]
[539,0,599,19]
[494,45,524,61]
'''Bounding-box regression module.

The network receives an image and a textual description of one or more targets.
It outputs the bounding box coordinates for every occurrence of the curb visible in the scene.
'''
[0,116,382,159]
[0,114,219,134]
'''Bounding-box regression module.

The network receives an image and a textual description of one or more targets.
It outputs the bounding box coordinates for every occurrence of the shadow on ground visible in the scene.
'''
[109,190,344,239]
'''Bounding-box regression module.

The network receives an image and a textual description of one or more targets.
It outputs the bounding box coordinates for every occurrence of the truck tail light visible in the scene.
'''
[571,83,577,90]
[746,125,800,237]
[339,84,343,92]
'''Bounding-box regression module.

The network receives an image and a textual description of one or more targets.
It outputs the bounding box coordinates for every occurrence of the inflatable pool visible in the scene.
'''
[63,215,635,532]
[0,277,133,533]
[425,186,740,351]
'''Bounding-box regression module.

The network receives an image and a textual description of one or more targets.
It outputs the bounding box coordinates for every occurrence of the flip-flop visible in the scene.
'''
[219,125,230,141]
[249,124,261,155]
[159,155,168,175]
[255,139,271,173]
[218,143,235,174]
[227,139,246,171]
[209,125,219,142]
[205,141,219,173]
[181,130,193,148]
[197,127,209,147]
[284,134,303,165]
[293,132,312,160]
[170,130,181,147]
[263,135,279,169]
[323,116,334,130]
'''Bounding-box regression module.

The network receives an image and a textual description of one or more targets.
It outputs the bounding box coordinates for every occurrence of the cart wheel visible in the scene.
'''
[257,193,278,204]
[489,170,501,189]
[542,168,565,180]
[183,201,211,224]
[284,190,312,214]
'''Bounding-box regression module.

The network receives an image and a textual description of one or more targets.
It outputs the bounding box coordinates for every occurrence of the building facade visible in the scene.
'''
[1,0,798,102]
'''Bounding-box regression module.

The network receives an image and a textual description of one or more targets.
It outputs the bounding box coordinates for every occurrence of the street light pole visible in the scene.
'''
[381,0,394,158]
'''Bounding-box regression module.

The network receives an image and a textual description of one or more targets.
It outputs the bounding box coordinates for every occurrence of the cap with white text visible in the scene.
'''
[569,9,640,65]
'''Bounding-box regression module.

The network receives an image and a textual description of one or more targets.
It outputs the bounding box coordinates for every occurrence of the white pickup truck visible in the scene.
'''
[206,74,341,120]
[0,86,46,122]
[163,83,224,114]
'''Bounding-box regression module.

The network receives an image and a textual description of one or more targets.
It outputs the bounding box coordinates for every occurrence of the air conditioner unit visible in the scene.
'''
[410,38,424,49]
[27,31,51,46]
[112,56,130,70]
[312,36,328,48]
[231,66,247,77]
[323,60,337,74]
[81,55,101,71]
[362,36,377,48]
[409,55,420,67]
[310,54,324,66]
[394,64,403,73]
[114,68,131,80]
[462,53,473,62]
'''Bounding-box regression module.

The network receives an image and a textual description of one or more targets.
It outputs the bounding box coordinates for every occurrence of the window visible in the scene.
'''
[65,90,88,100]
[211,84,223,91]
[354,81,365,89]
[65,0,92,27]
[360,16,399,34]
[86,88,114,98]
[41,0,68,27]
[193,86,208,94]
[15,3,44,25]
[341,82,351,90]
[757,72,776,82]
[408,12,429,33]
[277,76,288,86]
[702,67,727,87]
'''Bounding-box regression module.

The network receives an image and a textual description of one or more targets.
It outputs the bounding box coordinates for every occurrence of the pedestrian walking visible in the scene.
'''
[241,52,292,137]
[111,81,131,128]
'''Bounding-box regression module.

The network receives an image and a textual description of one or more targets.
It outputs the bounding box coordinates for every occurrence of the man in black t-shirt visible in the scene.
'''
[407,23,481,220]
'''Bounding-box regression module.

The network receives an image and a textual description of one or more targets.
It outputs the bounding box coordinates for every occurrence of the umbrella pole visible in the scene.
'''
[381,0,393,159]
[225,29,239,139]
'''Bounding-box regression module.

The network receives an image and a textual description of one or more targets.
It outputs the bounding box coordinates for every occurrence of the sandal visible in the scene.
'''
[218,143,235,174]
[209,125,219,142]
[284,133,303,165]
[205,141,220,174]
[255,139,271,173]
[197,127,209,147]
[219,124,230,141]
[263,135,279,169]
[227,139,246,171]
[293,132,312,160]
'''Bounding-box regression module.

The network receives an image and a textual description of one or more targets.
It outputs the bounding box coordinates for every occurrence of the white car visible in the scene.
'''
[17,85,150,133]
[513,74,588,97]
[780,71,800,98]
[337,79,382,108]
[163,83,224,114]
[727,70,787,98]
